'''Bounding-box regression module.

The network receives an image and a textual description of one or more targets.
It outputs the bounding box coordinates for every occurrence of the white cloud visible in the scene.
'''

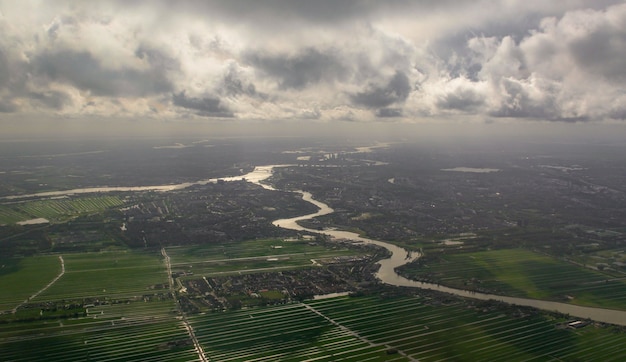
[0,0,624,123]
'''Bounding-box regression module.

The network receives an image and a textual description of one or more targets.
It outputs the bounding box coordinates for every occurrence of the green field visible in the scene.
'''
[2,246,626,360]
[187,294,626,361]
[0,310,197,362]
[166,238,368,276]
[3,292,626,361]
[0,249,196,362]
[34,250,167,301]
[400,248,626,310]
[190,301,404,361]
[0,255,62,311]
[0,195,126,224]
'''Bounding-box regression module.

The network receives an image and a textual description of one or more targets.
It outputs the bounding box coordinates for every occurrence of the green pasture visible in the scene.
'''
[0,316,196,362]
[187,294,626,361]
[0,195,125,224]
[0,251,184,362]
[401,248,626,310]
[34,250,167,301]
[0,255,62,311]
[167,238,350,261]
[167,238,366,276]
[307,295,626,361]
[190,302,403,361]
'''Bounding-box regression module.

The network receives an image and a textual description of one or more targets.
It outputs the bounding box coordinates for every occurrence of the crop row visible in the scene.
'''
[166,238,359,264]
[306,295,626,361]
[186,293,626,361]
[404,248,626,310]
[0,206,31,224]
[0,255,62,311]
[0,315,198,362]
[189,303,404,361]
[35,251,167,302]
[1,196,125,223]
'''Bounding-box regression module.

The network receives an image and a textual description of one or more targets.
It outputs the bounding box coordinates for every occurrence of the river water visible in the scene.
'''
[1,165,292,200]
[7,165,626,325]
[262,167,626,326]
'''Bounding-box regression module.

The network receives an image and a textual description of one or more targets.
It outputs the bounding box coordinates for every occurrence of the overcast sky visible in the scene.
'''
[1,0,625,131]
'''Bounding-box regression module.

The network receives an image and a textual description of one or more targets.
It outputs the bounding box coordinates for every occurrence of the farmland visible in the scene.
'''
[4,289,626,361]
[0,249,198,362]
[34,250,168,301]
[188,294,626,361]
[0,255,62,311]
[166,237,373,277]
[2,137,626,360]
[0,308,198,362]
[399,248,626,310]
[0,195,126,224]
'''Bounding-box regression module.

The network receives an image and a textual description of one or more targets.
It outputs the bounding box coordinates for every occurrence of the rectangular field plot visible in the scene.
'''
[0,206,31,224]
[166,239,367,276]
[402,248,626,310]
[33,250,167,301]
[0,195,125,224]
[0,316,198,362]
[305,295,626,361]
[0,255,62,311]
[189,303,405,361]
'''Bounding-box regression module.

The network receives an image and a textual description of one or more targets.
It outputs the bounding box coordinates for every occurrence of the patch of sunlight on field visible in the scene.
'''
[0,255,61,311]
[34,250,167,301]
[406,248,626,309]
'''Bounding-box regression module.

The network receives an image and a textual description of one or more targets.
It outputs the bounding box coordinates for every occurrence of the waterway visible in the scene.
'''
[6,164,626,325]
[1,165,292,200]
[261,167,626,326]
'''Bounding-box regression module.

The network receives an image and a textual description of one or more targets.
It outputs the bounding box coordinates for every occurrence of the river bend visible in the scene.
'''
[6,165,626,325]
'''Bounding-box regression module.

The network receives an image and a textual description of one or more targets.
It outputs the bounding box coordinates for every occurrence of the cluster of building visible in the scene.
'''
[119,181,316,247]
[177,260,379,312]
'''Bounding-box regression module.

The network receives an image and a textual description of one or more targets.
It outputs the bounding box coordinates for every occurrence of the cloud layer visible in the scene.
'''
[0,0,625,123]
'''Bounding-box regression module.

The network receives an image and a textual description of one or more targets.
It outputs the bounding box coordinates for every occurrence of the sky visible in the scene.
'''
[1,0,626,136]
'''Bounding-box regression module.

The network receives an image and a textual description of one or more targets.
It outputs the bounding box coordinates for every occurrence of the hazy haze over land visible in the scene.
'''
[1,0,626,140]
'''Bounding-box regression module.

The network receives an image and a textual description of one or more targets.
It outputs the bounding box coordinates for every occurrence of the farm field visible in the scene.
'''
[166,238,369,276]
[0,195,126,224]
[188,294,626,361]
[34,250,167,301]
[189,301,405,361]
[400,248,626,310]
[0,255,62,311]
[0,310,198,362]
[0,249,196,361]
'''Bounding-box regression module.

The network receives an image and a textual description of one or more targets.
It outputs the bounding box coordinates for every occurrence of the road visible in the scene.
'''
[162,248,208,362]
[10,255,65,314]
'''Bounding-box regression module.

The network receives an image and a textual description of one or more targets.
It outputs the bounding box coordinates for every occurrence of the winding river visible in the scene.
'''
[7,165,626,325]
[258,166,626,326]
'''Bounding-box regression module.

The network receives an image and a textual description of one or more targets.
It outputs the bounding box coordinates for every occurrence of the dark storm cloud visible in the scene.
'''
[220,66,267,100]
[134,45,180,72]
[436,87,484,112]
[376,108,403,118]
[27,91,72,110]
[569,25,626,82]
[351,70,411,108]
[488,78,557,119]
[0,98,17,113]
[35,50,173,97]
[223,72,256,97]
[609,108,626,120]
[245,48,348,90]
[0,49,8,87]
[2,0,626,122]
[172,91,233,118]
[140,0,390,25]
